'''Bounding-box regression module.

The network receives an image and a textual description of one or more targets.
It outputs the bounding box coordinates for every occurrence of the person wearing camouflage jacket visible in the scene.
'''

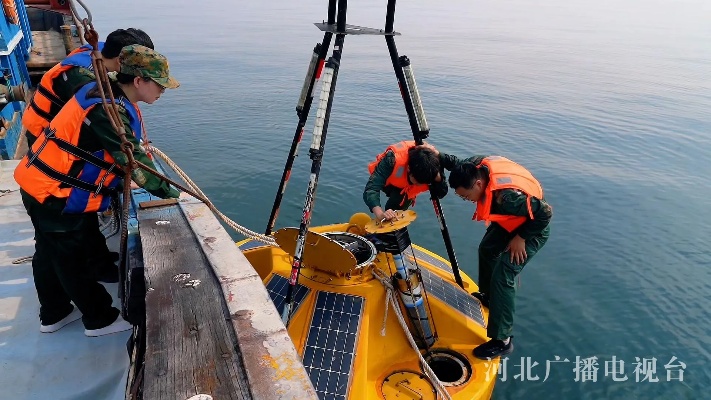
[16,45,180,337]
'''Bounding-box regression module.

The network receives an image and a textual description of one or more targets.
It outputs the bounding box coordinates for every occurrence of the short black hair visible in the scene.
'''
[448,162,486,189]
[116,73,152,84]
[102,28,154,58]
[408,147,440,184]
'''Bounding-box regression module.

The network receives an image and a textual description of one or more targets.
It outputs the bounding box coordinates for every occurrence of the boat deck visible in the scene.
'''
[0,160,316,399]
[0,160,129,399]
[26,30,82,70]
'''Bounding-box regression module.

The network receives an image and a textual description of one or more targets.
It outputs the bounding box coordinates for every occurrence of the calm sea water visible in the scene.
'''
[91,0,710,398]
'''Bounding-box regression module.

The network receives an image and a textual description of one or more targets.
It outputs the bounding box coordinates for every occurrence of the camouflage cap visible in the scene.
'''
[119,45,179,89]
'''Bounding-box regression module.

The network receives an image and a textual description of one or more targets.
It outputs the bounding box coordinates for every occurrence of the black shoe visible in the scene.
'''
[473,337,514,360]
[96,264,119,283]
[471,291,489,308]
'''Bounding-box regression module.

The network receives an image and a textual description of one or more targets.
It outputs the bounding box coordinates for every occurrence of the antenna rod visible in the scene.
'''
[265,0,337,235]
[282,0,349,325]
[383,0,464,288]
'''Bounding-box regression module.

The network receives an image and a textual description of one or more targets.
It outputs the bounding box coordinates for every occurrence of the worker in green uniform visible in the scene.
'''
[430,145,552,359]
[363,140,447,221]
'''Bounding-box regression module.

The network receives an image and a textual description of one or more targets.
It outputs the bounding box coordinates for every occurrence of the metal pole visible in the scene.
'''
[282,0,348,325]
[265,0,337,235]
[384,0,464,288]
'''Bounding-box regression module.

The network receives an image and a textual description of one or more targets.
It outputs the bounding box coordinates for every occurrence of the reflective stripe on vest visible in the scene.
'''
[14,81,140,214]
[473,156,544,232]
[22,42,105,138]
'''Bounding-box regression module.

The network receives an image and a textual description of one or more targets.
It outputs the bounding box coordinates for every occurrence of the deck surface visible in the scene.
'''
[0,159,317,399]
[0,160,128,400]
[138,190,318,399]
[26,30,81,69]
[139,200,253,399]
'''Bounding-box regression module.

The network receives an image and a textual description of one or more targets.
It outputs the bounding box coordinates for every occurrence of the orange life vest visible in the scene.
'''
[368,141,430,206]
[2,0,19,25]
[473,156,544,232]
[14,82,141,214]
[22,42,104,139]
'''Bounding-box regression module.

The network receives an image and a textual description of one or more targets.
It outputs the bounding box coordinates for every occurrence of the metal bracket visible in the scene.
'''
[314,22,400,36]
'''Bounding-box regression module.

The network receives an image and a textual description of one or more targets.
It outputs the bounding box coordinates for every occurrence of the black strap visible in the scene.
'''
[25,147,118,197]
[36,83,66,108]
[42,128,125,177]
[28,99,55,123]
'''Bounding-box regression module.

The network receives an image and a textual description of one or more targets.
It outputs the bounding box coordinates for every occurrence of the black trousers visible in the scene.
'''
[21,191,119,329]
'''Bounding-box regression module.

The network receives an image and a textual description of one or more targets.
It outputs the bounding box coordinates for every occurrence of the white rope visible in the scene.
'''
[380,287,390,336]
[372,269,453,400]
[150,146,277,246]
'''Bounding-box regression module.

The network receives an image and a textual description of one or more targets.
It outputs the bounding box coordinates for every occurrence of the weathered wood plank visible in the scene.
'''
[140,202,252,400]
[139,198,178,209]
[27,31,73,69]
[178,196,318,400]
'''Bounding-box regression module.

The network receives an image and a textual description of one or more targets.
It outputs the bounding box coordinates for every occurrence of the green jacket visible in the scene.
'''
[78,82,178,199]
[54,66,97,105]
[440,152,552,239]
[363,151,448,212]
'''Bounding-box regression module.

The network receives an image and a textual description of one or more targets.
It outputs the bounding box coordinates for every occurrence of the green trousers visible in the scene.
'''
[478,222,550,340]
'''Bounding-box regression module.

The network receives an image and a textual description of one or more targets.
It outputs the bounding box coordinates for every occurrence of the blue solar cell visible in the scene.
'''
[316,371,328,393]
[327,373,339,394]
[342,352,353,369]
[418,267,486,327]
[332,352,343,370]
[344,333,356,350]
[303,347,314,366]
[316,330,328,348]
[326,332,337,350]
[311,348,324,365]
[302,291,364,400]
[322,309,333,325]
[329,315,340,331]
[347,314,360,332]
[306,330,318,347]
[265,274,310,316]
[333,336,345,353]
[309,369,321,389]
[336,373,349,396]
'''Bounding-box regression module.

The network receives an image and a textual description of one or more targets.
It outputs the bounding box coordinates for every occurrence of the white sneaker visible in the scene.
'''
[84,314,133,337]
[40,307,83,333]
